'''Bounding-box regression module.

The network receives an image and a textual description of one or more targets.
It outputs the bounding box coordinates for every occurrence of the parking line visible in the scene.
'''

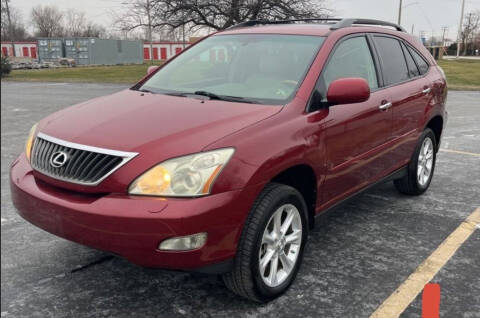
[370,207,480,318]
[440,149,480,157]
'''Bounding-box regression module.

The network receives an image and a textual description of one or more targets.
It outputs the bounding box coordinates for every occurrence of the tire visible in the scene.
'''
[222,183,309,302]
[394,128,437,195]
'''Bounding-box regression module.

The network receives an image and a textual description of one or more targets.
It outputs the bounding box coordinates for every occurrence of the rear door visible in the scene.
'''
[372,35,431,166]
[317,35,393,205]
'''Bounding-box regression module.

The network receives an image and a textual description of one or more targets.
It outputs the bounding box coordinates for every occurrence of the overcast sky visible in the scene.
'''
[12,0,480,40]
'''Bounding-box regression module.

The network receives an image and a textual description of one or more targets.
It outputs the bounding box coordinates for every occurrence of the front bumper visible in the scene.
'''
[10,154,262,272]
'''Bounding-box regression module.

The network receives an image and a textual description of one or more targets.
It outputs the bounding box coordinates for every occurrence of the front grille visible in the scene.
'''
[31,133,138,186]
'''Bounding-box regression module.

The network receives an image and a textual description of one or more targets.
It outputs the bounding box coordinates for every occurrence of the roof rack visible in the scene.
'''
[330,18,406,32]
[227,18,342,29]
[227,18,406,33]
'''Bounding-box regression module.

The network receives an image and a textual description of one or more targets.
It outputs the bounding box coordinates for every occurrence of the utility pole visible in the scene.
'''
[441,27,448,56]
[441,26,448,47]
[398,0,403,25]
[456,0,466,58]
[411,24,414,34]
[4,0,16,57]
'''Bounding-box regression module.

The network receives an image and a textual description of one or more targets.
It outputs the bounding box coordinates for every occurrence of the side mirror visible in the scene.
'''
[327,78,370,105]
[147,65,159,75]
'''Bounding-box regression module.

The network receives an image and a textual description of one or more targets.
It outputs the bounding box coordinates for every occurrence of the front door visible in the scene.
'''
[316,35,393,206]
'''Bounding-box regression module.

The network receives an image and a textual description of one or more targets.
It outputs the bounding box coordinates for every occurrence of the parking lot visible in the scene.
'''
[1,82,479,317]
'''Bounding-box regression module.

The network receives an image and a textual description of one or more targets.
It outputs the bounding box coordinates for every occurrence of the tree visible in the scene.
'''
[460,11,480,55]
[83,22,107,38]
[117,0,331,36]
[115,0,164,60]
[1,0,30,54]
[64,9,87,37]
[31,5,64,37]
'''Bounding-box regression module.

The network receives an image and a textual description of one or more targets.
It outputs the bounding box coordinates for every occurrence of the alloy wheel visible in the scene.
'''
[417,137,434,186]
[258,204,302,288]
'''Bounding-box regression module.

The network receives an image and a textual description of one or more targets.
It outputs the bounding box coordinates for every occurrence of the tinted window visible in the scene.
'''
[408,46,429,75]
[401,43,420,77]
[374,36,409,85]
[322,36,378,90]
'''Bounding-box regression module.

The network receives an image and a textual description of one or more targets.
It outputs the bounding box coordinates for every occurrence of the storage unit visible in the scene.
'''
[64,38,143,65]
[1,42,38,59]
[37,38,64,62]
[143,42,190,60]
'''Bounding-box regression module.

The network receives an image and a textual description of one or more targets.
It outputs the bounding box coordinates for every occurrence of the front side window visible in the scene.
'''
[322,36,378,90]
[139,34,325,104]
[374,36,409,85]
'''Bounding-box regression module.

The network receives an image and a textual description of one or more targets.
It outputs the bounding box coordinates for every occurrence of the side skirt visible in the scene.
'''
[314,165,408,225]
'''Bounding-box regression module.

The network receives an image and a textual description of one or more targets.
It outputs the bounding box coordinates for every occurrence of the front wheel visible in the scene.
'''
[394,128,437,195]
[222,183,308,302]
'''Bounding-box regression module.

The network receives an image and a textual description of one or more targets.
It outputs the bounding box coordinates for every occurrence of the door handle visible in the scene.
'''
[422,87,431,94]
[379,102,392,110]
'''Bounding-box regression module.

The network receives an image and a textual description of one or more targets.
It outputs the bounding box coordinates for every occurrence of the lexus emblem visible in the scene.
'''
[50,151,69,168]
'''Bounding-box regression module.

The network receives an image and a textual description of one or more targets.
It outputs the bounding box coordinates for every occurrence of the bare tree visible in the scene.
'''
[167,0,330,30]
[64,9,87,37]
[2,0,30,44]
[31,5,64,37]
[460,10,480,55]
[115,0,166,60]
[83,22,107,38]
[117,0,331,38]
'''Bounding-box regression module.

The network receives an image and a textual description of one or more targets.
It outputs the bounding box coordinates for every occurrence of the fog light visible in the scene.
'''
[158,232,207,251]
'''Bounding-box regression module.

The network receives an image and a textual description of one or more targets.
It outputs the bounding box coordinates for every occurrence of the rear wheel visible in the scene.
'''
[222,183,308,302]
[394,128,437,195]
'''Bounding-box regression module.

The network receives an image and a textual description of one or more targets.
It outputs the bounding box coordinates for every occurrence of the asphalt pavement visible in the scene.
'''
[1,82,479,318]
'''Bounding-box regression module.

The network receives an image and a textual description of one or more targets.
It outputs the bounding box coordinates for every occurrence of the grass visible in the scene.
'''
[437,59,480,90]
[2,62,163,84]
[2,59,479,90]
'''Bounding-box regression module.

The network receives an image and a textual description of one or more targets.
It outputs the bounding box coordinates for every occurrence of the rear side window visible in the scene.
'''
[374,36,409,86]
[407,46,429,75]
[322,36,378,90]
[401,43,420,77]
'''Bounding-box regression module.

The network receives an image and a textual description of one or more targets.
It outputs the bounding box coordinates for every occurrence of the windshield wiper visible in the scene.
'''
[193,91,254,103]
[163,91,189,97]
[138,88,154,93]
[194,90,223,100]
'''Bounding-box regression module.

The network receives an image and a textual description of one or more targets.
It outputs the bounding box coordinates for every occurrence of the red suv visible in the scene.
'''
[11,18,447,302]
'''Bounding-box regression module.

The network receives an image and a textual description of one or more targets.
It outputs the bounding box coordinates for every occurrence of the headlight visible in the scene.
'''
[25,123,38,161]
[128,148,235,197]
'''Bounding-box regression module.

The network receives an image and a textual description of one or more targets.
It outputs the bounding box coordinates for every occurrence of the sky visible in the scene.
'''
[11,0,480,41]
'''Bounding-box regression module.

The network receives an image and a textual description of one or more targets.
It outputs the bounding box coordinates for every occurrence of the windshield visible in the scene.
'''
[139,34,325,104]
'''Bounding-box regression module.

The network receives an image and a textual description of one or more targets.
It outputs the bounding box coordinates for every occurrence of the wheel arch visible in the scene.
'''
[270,164,317,229]
[425,115,443,151]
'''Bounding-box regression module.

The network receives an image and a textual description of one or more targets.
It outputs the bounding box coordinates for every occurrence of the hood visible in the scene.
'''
[39,89,282,159]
